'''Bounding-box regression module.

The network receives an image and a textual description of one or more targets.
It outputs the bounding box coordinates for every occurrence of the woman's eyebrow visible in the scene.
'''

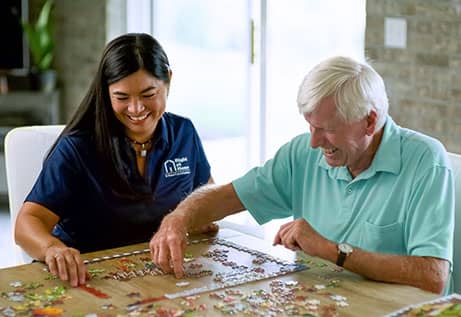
[111,86,156,96]
[140,86,156,94]
[112,91,128,96]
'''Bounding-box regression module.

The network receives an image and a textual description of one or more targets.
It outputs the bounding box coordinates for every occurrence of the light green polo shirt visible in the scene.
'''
[233,116,454,264]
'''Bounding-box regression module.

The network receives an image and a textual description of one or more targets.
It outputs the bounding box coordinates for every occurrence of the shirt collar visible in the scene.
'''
[318,115,401,181]
[369,116,401,175]
[155,114,169,147]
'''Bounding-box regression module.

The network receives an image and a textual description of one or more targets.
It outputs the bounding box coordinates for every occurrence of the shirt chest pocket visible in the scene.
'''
[359,221,404,254]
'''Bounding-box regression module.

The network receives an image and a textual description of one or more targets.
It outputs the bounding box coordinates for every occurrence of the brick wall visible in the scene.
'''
[365,0,461,153]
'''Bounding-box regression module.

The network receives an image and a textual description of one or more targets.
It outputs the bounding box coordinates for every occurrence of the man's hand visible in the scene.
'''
[273,218,328,257]
[188,222,219,235]
[149,214,188,278]
[44,246,87,287]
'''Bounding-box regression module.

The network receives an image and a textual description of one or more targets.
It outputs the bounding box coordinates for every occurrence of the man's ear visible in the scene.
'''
[366,110,378,135]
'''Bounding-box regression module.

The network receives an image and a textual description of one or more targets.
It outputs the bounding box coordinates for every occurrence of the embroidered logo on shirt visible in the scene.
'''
[164,157,191,177]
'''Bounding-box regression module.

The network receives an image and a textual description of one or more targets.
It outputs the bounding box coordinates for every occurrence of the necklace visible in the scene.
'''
[128,138,152,157]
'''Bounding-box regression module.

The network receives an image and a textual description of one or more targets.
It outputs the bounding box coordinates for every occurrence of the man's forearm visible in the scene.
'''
[322,245,449,293]
[172,183,245,232]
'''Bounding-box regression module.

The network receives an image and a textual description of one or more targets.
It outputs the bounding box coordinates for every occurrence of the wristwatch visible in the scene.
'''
[336,243,353,267]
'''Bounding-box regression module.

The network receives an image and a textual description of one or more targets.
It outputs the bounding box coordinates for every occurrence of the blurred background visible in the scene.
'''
[1,0,460,268]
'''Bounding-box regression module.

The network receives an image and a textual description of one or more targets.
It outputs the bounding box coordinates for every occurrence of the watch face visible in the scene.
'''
[339,243,353,254]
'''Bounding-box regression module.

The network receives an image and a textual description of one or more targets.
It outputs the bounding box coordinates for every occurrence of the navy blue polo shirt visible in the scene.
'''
[26,112,211,253]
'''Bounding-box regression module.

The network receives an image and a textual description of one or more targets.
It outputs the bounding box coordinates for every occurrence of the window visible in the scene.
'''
[149,0,251,184]
[125,0,366,238]
[265,0,366,157]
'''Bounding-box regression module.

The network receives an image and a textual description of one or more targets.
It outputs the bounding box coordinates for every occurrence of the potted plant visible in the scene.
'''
[22,0,56,92]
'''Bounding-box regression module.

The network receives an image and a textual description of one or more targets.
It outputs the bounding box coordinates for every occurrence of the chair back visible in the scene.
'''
[448,152,461,293]
[5,125,64,265]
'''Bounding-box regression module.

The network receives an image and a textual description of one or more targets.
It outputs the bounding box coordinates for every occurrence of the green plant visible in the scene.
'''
[22,0,54,71]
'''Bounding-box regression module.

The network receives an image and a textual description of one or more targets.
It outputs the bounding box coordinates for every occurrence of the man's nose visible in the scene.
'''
[310,127,323,148]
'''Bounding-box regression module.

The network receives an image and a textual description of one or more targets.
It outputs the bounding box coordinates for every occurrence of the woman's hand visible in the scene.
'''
[44,246,87,287]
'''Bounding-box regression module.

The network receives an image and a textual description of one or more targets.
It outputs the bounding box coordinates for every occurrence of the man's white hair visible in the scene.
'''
[297,56,389,131]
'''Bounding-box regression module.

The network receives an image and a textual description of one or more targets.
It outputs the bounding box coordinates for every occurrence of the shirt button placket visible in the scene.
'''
[341,185,353,214]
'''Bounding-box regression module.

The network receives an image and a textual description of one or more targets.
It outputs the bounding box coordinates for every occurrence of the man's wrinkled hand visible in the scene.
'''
[273,218,325,257]
[149,214,188,278]
[188,222,219,235]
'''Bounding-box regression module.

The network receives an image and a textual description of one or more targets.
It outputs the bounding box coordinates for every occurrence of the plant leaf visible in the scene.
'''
[36,0,54,29]
[39,52,53,70]
[22,0,54,70]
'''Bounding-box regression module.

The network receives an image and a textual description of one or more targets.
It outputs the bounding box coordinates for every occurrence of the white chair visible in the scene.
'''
[448,152,461,293]
[4,125,64,265]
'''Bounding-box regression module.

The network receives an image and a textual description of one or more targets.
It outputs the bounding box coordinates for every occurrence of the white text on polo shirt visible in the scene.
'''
[164,157,191,177]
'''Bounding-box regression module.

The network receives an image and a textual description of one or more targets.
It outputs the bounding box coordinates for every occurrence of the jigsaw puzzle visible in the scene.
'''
[0,235,357,316]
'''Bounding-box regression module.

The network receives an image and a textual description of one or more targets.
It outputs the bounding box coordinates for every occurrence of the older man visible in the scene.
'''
[150,56,454,294]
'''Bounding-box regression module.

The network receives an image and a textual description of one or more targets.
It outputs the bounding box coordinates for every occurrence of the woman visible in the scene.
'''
[15,33,217,287]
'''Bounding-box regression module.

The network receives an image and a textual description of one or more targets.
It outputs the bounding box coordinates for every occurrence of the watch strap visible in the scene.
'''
[336,251,347,267]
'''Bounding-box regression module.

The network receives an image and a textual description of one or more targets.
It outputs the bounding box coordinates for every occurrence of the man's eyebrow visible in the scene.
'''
[308,121,335,131]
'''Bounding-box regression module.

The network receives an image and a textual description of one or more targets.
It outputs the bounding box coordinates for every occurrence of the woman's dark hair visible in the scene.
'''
[52,33,170,199]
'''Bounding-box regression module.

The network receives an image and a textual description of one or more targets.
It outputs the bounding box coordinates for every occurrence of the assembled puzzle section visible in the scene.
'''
[83,237,307,299]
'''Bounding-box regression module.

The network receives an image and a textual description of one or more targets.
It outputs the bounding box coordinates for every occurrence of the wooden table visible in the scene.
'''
[0,229,438,316]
